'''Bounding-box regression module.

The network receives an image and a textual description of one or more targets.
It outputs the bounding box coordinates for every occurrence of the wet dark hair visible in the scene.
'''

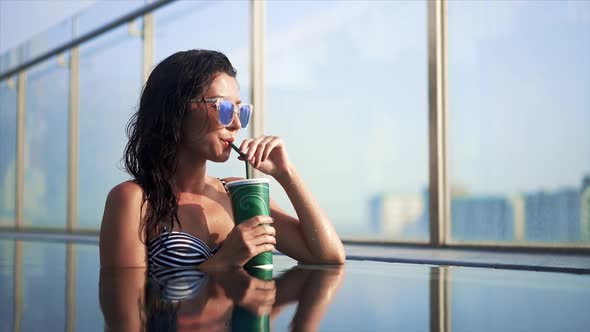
[124,49,237,239]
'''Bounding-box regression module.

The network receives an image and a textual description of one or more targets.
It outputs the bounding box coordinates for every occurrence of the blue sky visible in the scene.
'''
[0,0,97,53]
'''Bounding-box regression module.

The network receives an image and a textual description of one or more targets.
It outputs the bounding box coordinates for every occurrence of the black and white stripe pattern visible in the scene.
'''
[148,231,220,268]
[149,268,210,302]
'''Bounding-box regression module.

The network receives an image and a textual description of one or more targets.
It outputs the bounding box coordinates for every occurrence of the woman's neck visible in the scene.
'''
[173,149,209,195]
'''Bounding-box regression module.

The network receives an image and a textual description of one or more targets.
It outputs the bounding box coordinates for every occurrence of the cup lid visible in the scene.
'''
[225,178,270,188]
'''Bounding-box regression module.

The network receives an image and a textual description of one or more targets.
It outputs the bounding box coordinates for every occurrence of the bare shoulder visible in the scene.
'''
[102,181,145,223]
[107,180,144,202]
[101,180,145,231]
[100,180,147,268]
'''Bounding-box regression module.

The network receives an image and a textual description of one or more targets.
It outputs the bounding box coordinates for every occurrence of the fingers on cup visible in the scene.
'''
[256,279,276,291]
[252,234,276,246]
[242,215,273,229]
[261,243,275,253]
[249,243,275,256]
[252,225,275,237]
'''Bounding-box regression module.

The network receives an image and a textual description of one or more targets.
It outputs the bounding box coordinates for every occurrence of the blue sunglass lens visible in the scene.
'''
[218,101,234,126]
[239,105,251,128]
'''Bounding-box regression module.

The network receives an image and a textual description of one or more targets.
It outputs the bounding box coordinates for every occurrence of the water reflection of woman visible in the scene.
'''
[99,50,344,271]
[99,265,344,331]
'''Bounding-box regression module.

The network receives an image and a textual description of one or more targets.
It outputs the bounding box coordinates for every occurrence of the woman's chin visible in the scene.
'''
[209,150,231,163]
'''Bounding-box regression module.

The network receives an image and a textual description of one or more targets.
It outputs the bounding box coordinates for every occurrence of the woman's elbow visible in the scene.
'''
[312,250,346,265]
[329,241,346,264]
[330,251,346,265]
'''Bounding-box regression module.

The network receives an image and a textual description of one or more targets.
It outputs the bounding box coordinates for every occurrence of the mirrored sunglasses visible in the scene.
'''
[190,98,253,128]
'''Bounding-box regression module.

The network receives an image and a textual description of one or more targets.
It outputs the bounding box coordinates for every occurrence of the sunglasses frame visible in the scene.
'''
[190,97,253,128]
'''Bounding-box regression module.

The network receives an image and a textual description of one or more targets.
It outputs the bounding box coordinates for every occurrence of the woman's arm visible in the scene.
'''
[238,136,345,264]
[271,266,345,330]
[271,167,345,264]
[287,266,345,331]
[99,181,147,268]
[99,267,147,332]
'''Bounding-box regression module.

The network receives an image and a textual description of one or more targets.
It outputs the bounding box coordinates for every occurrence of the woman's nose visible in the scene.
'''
[226,111,242,131]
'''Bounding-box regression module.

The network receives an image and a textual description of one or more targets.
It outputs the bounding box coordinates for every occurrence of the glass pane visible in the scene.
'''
[0,48,19,74]
[17,18,73,72]
[154,0,252,179]
[0,240,15,331]
[21,241,66,331]
[448,1,590,244]
[0,78,17,227]
[266,1,429,240]
[76,0,147,37]
[78,24,142,229]
[26,18,72,59]
[25,56,69,228]
[75,244,102,332]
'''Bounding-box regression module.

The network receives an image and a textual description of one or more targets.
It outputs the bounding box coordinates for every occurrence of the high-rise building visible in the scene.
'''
[525,189,580,242]
[451,195,518,241]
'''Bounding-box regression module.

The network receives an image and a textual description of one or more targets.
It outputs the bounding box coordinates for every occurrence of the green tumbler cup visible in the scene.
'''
[230,268,273,332]
[225,178,273,269]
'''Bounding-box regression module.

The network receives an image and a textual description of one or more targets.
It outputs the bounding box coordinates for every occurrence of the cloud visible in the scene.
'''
[448,1,524,67]
[347,3,423,62]
[264,1,428,90]
[265,2,370,90]
[565,0,590,25]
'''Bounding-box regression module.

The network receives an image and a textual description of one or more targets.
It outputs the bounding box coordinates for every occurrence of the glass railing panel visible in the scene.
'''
[24,56,69,228]
[77,22,142,229]
[266,0,429,241]
[0,77,18,227]
[448,1,590,244]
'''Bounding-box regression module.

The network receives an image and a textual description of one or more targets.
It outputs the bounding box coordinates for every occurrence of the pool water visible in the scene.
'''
[1,238,589,331]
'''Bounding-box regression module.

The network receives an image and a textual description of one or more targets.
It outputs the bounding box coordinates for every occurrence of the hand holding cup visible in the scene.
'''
[212,216,275,269]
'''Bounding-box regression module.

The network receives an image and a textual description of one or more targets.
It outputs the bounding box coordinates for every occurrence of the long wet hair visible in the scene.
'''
[124,49,237,239]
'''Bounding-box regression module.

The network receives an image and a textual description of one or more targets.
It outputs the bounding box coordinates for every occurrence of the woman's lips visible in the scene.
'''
[221,137,234,148]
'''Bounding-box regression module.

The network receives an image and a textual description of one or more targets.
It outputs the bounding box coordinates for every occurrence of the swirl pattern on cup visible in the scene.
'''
[231,184,270,216]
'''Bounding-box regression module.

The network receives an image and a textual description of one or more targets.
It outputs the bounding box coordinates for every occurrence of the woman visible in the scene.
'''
[99,49,345,270]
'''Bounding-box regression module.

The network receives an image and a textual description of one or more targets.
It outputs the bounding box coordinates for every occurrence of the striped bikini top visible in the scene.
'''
[148,231,221,268]
[147,178,229,268]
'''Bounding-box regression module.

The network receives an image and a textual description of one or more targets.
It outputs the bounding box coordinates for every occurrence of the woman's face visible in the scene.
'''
[180,72,243,162]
